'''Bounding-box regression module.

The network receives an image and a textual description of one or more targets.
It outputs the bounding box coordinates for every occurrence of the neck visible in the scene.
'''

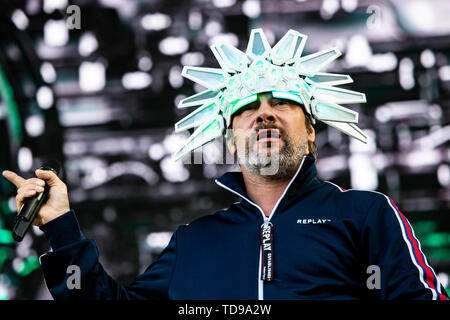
[241,161,302,217]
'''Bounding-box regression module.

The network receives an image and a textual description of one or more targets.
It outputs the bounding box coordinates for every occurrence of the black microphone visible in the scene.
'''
[12,160,61,242]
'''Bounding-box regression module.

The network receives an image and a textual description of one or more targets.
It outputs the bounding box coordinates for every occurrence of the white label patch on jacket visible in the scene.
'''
[297,218,331,224]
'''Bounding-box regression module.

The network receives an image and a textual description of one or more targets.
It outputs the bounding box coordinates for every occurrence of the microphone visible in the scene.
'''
[12,160,61,242]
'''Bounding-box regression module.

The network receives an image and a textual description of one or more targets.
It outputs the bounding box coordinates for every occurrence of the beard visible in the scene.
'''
[235,124,308,180]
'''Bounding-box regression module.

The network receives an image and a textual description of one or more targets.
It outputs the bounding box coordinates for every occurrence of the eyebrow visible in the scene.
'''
[251,97,283,106]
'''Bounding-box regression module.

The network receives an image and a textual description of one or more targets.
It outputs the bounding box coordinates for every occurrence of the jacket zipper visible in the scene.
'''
[215,156,307,300]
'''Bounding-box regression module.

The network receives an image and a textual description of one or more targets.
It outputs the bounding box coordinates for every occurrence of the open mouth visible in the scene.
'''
[256,128,280,142]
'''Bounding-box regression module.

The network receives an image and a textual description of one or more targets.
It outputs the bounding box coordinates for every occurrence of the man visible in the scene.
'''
[3,29,449,300]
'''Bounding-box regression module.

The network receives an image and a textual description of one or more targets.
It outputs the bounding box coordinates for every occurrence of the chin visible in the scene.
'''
[253,143,281,156]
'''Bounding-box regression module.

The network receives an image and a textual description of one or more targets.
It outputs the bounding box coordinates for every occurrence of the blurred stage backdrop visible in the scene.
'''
[0,0,449,299]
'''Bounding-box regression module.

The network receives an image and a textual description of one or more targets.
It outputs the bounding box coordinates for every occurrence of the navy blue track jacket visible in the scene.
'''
[39,154,449,300]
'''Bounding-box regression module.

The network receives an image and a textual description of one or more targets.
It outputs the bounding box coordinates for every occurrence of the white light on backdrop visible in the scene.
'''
[439,65,450,81]
[438,273,449,288]
[367,53,398,73]
[26,0,40,15]
[11,9,29,30]
[58,104,112,126]
[138,55,152,71]
[437,164,450,187]
[202,141,222,164]
[209,33,239,47]
[79,61,106,92]
[121,71,152,90]
[405,149,441,167]
[203,164,219,178]
[350,129,376,153]
[40,62,57,83]
[43,0,68,13]
[377,100,429,122]
[148,143,165,161]
[416,125,450,150]
[193,83,204,93]
[8,197,17,212]
[44,20,69,47]
[349,154,378,190]
[12,258,25,274]
[79,32,99,57]
[146,232,172,250]
[174,94,186,107]
[345,35,372,68]
[404,0,435,33]
[242,0,261,18]
[18,147,33,172]
[420,49,436,68]
[181,52,205,66]
[212,0,236,8]
[399,57,415,90]
[189,10,202,30]
[205,21,222,37]
[315,155,347,180]
[160,156,190,182]
[32,225,44,236]
[25,115,45,137]
[36,86,54,109]
[169,66,183,88]
[63,141,88,155]
[141,13,171,31]
[375,106,391,123]
[320,0,340,20]
[163,133,187,154]
[159,37,189,56]
[341,0,358,12]
[428,104,442,120]
[15,234,33,258]
[349,130,377,190]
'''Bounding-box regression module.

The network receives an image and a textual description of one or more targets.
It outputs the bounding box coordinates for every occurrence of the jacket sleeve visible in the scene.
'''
[361,194,449,300]
[39,210,177,300]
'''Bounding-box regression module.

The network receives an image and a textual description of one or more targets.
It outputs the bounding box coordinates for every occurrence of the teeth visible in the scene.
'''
[257,129,279,140]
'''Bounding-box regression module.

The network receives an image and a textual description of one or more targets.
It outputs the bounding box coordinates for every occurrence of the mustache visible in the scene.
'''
[254,123,280,132]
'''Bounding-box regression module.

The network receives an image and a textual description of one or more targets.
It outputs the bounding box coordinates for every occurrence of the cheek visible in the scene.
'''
[283,123,308,145]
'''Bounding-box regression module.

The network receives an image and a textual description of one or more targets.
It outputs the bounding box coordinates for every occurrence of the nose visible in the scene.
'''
[256,100,276,124]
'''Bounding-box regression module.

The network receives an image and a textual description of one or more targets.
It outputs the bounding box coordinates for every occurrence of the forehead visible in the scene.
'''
[231,92,311,127]
[256,92,275,102]
[242,91,307,115]
[243,91,300,107]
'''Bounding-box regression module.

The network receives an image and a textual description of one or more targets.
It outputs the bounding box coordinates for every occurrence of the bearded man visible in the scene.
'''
[3,29,448,300]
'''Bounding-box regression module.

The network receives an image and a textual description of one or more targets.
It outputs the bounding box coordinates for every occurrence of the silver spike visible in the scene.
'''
[172,116,224,161]
[312,85,366,105]
[311,99,358,123]
[178,89,221,109]
[305,73,353,86]
[246,28,272,61]
[175,101,220,132]
[182,66,226,90]
[295,47,342,76]
[321,119,368,143]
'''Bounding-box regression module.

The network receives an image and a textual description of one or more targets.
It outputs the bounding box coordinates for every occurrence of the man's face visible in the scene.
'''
[229,92,315,179]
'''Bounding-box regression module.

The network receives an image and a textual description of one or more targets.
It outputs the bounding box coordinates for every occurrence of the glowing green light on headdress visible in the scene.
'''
[173,28,367,161]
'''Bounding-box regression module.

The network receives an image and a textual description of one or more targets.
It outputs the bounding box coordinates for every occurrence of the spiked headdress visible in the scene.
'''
[173,28,367,161]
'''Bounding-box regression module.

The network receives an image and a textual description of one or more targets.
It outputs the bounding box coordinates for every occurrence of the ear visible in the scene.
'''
[226,132,237,155]
[307,123,315,145]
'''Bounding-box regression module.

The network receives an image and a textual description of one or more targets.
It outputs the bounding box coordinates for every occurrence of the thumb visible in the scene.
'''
[35,169,63,187]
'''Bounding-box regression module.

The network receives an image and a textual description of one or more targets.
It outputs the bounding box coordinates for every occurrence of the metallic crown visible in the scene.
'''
[173,28,367,161]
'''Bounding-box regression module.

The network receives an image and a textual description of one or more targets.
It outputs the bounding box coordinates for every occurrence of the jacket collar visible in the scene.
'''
[215,153,319,208]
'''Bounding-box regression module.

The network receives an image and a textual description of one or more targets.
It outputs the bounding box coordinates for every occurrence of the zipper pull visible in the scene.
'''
[261,220,274,282]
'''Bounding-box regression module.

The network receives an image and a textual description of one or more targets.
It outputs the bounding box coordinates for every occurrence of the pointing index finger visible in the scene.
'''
[2,170,26,188]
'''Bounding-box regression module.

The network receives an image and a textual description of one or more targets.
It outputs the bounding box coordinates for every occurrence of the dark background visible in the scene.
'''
[0,0,449,299]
